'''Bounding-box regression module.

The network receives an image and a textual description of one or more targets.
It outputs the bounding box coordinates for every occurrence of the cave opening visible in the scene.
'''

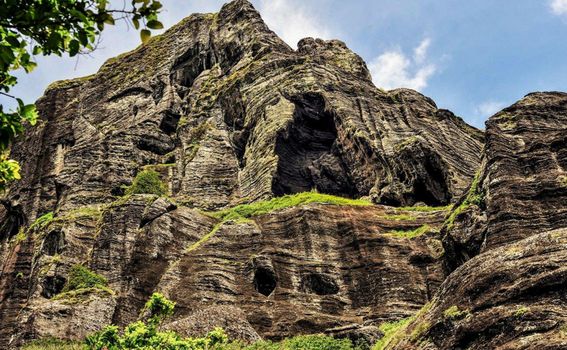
[412,157,450,206]
[272,94,357,198]
[42,230,64,256]
[41,275,66,299]
[300,273,339,296]
[253,266,277,297]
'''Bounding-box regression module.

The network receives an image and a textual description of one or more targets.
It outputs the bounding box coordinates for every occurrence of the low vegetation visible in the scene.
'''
[79,293,361,350]
[445,171,484,230]
[395,205,451,212]
[372,302,432,350]
[383,224,433,239]
[53,265,112,303]
[443,305,469,320]
[209,192,372,222]
[125,169,167,196]
[22,338,84,350]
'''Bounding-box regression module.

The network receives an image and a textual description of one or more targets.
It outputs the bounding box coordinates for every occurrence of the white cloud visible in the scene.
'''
[368,38,437,91]
[256,0,331,48]
[475,100,506,118]
[550,0,567,16]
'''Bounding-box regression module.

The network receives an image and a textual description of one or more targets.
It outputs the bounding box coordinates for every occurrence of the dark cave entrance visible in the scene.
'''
[254,266,277,297]
[300,273,339,296]
[272,94,357,198]
[412,156,450,206]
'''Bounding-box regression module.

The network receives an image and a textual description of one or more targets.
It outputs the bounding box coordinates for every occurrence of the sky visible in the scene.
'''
[4,0,567,129]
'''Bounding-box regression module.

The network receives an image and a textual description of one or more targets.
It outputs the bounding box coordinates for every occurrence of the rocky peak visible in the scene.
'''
[3,1,564,349]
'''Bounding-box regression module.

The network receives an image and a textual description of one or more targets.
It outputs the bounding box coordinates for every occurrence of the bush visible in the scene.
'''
[62,264,108,293]
[126,169,166,196]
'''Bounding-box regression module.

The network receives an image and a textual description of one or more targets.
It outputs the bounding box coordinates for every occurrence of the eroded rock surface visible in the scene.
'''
[1,1,565,349]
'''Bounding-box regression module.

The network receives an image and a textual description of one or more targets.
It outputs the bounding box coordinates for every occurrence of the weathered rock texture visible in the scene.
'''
[0,1,565,349]
[390,92,567,349]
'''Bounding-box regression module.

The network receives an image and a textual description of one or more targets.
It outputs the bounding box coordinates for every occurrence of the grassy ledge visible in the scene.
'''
[373,302,433,350]
[383,224,433,239]
[208,192,372,221]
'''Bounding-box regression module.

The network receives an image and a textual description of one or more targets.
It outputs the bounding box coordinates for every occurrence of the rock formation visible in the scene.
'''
[0,1,565,349]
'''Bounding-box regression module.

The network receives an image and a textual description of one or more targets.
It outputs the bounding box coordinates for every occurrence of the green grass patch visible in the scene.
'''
[445,171,484,230]
[29,212,54,232]
[209,192,372,221]
[61,265,108,294]
[125,169,167,196]
[443,305,469,320]
[373,302,432,350]
[384,225,432,239]
[515,306,530,317]
[395,205,451,212]
[382,214,416,221]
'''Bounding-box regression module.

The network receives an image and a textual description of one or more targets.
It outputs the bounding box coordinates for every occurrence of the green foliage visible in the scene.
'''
[445,171,484,230]
[22,337,85,350]
[372,302,433,350]
[382,214,416,221]
[126,169,167,196]
[395,205,452,212]
[29,211,54,232]
[0,0,164,192]
[443,305,469,320]
[62,264,108,293]
[142,292,175,325]
[384,225,432,239]
[514,306,529,317]
[372,318,413,350]
[210,192,372,222]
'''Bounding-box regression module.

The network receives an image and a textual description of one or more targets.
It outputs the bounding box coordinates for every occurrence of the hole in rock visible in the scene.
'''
[41,276,66,299]
[272,94,357,198]
[300,273,339,295]
[42,230,64,256]
[412,156,450,206]
[254,266,277,297]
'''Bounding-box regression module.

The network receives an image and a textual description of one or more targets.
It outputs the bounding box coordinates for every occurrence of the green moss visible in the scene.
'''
[22,338,85,350]
[209,192,372,221]
[395,205,452,212]
[13,227,27,244]
[515,306,530,317]
[52,286,114,304]
[443,305,469,320]
[382,214,416,221]
[29,212,54,232]
[558,175,567,188]
[445,170,484,230]
[384,225,433,239]
[46,74,95,91]
[372,302,433,350]
[126,169,167,196]
[187,222,224,253]
[61,265,108,293]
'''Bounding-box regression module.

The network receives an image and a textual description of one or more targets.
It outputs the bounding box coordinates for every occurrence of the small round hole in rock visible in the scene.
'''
[253,267,277,297]
[301,273,339,295]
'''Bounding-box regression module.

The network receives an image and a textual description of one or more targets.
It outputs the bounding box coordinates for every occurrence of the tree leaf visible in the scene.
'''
[140,29,151,43]
[146,20,163,29]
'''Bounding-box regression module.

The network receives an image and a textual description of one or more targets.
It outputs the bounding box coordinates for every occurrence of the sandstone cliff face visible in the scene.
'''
[388,92,567,349]
[0,1,565,349]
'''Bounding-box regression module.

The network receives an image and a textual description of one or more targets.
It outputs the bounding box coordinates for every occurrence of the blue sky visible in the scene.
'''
[5,0,567,128]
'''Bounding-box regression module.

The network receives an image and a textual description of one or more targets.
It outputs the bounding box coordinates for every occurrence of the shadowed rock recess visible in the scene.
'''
[0,1,565,349]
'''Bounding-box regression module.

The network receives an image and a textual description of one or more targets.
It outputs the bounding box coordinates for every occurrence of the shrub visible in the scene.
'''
[125,169,166,196]
[62,265,108,293]
[142,292,175,325]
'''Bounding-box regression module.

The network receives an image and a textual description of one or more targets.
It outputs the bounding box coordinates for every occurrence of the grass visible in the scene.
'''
[382,214,416,221]
[21,338,85,350]
[125,169,167,196]
[372,302,433,350]
[445,170,484,230]
[52,286,114,304]
[383,225,432,239]
[29,212,54,232]
[209,192,372,221]
[515,306,530,317]
[395,205,451,212]
[443,305,469,320]
[60,265,108,294]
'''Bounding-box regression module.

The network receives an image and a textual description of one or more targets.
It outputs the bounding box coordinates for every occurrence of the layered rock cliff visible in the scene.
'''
[0,1,565,349]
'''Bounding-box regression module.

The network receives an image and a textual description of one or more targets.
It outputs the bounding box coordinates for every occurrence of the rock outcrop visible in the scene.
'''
[1,1,566,349]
